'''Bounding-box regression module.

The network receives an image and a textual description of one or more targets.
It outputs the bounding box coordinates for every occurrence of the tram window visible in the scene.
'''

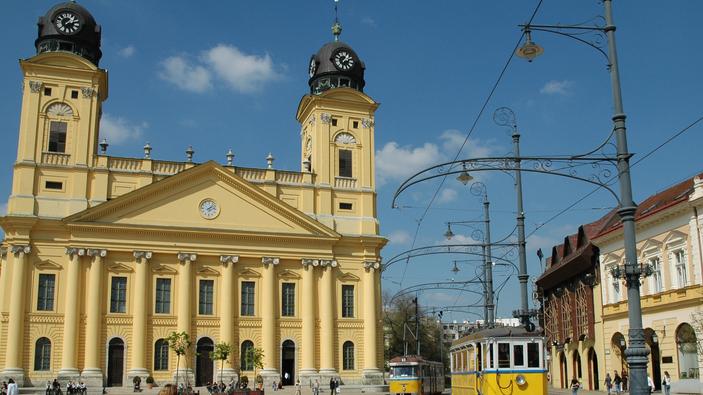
[498,343,511,368]
[477,343,482,370]
[527,342,540,368]
[513,344,525,367]
[487,343,494,368]
[391,366,416,377]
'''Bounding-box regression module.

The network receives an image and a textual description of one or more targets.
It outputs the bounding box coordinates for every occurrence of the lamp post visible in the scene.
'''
[516,1,648,394]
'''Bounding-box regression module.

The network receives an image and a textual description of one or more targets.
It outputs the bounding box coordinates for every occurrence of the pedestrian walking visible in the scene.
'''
[313,380,320,395]
[662,371,672,395]
[613,371,622,395]
[6,379,17,395]
[647,374,654,395]
[294,379,301,395]
[622,370,628,392]
[329,378,335,395]
[571,377,580,395]
[605,373,613,395]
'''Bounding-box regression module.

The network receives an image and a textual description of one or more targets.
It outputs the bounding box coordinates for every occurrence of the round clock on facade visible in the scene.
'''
[332,49,355,71]
[309,57,317,77]
[54,11,82,35]
[199,199,220,219]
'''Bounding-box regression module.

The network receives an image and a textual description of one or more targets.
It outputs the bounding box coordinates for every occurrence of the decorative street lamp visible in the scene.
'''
[516,1,650,394]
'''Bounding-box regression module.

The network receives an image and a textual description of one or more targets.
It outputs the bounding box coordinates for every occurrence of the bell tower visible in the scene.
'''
[296,19,379,235]
[9,1,107,218]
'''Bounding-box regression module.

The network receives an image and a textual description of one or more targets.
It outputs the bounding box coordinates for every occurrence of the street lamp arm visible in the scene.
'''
[382,243,519,272]
[519,22,610,64]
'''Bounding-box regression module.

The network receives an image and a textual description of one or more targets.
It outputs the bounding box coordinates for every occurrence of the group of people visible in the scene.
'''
[206,381,236,394]
[2,379,18,395]
[604,370,672,395]
[42,379,86,395]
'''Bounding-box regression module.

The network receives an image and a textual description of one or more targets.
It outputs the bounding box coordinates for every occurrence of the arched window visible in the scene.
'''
[34,337,51,371]
[342,341,354,370]
[154,339,169,371]
[676,323,699,378]
[241,340,254,371]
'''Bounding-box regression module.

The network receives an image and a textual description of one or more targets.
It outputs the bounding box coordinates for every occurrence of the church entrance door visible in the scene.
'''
[196,337,215,386]
[107,338,125,387]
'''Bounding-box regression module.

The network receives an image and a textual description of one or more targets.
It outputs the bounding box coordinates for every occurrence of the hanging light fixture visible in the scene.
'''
[451,261,460,274]
[516,28,544,62]
[444,224,455,240]
[456,163,473,185]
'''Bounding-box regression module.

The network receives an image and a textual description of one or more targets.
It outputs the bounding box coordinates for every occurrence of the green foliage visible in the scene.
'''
[146,376,155,384]
[211,342,232,362]
[166,331,192,356]
[244,347,264,373]
[240,376,249,388]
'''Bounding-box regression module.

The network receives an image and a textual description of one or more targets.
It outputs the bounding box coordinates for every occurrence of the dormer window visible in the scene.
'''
[48,121,67,153]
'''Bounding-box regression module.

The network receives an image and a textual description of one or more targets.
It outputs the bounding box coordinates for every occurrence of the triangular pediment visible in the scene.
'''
[152,265,178,275]
[278,269,301,280]
[239,268,261,278]
[338,272,360,282]
[197,266,221,277]
[108,263,133,273]
[34,259,63,270]
[65,161,339,239]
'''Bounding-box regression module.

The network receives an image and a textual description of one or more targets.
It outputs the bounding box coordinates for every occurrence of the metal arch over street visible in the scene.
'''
[381,243,519,272]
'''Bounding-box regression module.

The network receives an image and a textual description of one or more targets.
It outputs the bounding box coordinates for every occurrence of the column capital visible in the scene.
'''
[319,259,337,268]
[88,249,108,258]
[10,245,31,255]
[220,255,239,265]
[363,260,381,271]
[0,247,7,258]
[133,250,153,262]
[301,258,319,268]
[262,256,279,267]
[177,252,197,262]
[65,247,86,257]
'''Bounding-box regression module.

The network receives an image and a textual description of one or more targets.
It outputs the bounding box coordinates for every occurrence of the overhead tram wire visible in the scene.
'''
[525,115,703,240]
[397,0,546,287]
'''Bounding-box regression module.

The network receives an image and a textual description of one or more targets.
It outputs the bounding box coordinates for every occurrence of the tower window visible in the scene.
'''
[331,118,338,127]
[339,203,353,210]
[339,149,352,178]
[45,181,63,190]
[353,121,359,128]
[71,90,79,99]
[44,87,52,96]
[340,78,350,87]
[48,121,67,153]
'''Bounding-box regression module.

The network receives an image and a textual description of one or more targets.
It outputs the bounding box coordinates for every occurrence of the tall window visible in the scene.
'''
[342,285,354,318]
[37,273,56,311]
[343,341,354,370]
[674,249,688,287]
[650,257,663,293]
[110,277,127,313]
[241,340,254,371]
[34,337,51,371]
[282,283,295,317]
[154,339,169,371]
[199,279,214,315]
[155,278,171,314]
[339,149,352,177]
[241,281,255,316]
[48,121,67,153]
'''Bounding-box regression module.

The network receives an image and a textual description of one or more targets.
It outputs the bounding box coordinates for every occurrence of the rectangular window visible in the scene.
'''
[513,344,525,367]
[674,249,687,287]
[48,121,67,153]
[353,121,359,128]
[44,87,52,96]
[497,343,510,368]
[37,273,56,311]
[241,281,255,316]
[155,278,171,314]
[339,149,352,178]
[650,257,662,293]
[331,118,338,126]
[45,181,63,190]
[71,90,79,99]
[527,342,540,368]
[342,285,354,318]
[110,277,127,313]
[339,202,353,210]
[281,283,295,317]
[199,279,214,315]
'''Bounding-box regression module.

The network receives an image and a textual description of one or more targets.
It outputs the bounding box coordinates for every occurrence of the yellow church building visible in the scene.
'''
[0,1,386,389]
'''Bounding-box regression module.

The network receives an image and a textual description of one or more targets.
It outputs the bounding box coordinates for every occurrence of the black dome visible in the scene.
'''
[35,1,102,65]
[308,40,365,95]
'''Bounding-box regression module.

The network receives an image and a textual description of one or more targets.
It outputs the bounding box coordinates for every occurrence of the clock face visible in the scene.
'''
[332,50,355,71]
[199,199,219,219]
[309,57,317,78]
[54,11,82,35]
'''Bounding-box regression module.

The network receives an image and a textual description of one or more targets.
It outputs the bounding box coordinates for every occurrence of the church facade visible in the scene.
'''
[0,2,385,389]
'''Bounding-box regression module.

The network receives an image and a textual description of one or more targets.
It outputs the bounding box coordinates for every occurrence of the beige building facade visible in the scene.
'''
[0,1,386,389]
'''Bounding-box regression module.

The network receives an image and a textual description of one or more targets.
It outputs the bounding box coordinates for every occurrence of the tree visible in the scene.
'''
[211,342,233,384]
[244,347,265,387]
[167,331,192,390]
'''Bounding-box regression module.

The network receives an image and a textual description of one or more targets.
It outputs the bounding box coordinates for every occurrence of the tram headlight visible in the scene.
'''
[515,374,527,386]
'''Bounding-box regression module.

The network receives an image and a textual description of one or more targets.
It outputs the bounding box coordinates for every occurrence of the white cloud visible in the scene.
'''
[439,233,481,245]
[540,80,574,95]
[159,56,212,93]
[100,114,147,145]
[440,129,495,158]
[118,45,135,58]
[375,142,441,185]
[203,44,280,93]
[388,230,412,246]
[437,188,458,204]
[361,17,377,28]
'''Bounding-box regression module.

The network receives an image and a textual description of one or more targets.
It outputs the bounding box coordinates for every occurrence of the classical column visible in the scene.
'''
[83,249,108,382]
[299,259,318,380]
[129,251,152,380]
[219,255,239,382]
[2,244,31,383]
[362,261,383,384]
[260,257,280,386]
[319,259,338,378]
[0,247,8,313]
[59,247,85,379]
[175,252,196,381]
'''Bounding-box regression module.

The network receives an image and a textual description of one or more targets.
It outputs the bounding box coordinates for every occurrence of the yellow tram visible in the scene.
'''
[450,327,547,395]
[388,355,445,395]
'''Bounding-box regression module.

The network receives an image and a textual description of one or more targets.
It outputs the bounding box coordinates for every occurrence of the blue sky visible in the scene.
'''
[1,1,702,322]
